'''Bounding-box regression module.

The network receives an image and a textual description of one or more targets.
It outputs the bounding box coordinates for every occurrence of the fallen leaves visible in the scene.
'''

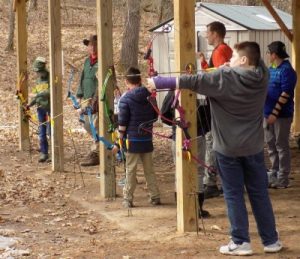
[0,229,16,237]
[83,220,99,235]
[210,225,222,231]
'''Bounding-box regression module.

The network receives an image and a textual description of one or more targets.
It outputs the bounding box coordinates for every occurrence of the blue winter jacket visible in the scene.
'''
[264,60,297,118]
[118,86,158,153]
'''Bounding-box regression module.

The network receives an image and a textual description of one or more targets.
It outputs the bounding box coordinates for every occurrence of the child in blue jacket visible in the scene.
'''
[113,67,160,208]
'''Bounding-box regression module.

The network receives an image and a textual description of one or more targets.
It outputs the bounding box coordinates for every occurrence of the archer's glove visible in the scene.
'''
[147,76,177,92]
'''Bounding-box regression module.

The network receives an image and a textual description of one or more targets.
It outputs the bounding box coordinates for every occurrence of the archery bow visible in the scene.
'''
[86,106,124,162]
[86,106,114,149]
[139,63,216,173]
[144,24,172,77]
[100,67,116,134]
[141,90,215,173]
[16,72,39,125]
[67,67,85,123]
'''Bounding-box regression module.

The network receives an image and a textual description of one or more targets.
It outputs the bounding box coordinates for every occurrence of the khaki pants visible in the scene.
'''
[123,152,160,202]
[204,131,218,186]
[264,117,292,185]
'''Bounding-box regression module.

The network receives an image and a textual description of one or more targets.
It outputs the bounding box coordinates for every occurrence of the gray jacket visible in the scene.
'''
[179,61,269,157]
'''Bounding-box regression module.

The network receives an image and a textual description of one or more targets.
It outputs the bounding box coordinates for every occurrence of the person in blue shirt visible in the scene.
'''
[264,41,297,189]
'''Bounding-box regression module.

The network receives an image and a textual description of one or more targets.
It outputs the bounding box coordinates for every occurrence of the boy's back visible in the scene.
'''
[118,86,157,153]
[117,67,161,208]
[179,60,269,157]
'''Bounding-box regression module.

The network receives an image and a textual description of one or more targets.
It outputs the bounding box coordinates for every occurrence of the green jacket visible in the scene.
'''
[29,70,50,111]
[76,57,98,100]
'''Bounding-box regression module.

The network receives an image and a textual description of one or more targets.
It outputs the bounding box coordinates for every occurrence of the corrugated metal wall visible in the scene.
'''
[248,30,291,64]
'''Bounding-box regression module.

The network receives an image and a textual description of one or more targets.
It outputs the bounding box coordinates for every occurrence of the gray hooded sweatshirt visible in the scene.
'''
[179,60,269,157]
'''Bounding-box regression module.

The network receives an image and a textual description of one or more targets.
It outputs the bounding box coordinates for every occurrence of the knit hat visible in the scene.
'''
[33,57,46,72]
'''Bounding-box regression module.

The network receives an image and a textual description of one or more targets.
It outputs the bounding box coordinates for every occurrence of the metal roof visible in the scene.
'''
[149,3,292,32]
[200,3,292,30]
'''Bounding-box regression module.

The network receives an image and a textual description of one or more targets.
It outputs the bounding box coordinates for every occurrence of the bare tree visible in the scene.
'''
[5,0,15,51]
[156,0,173,23]
[120,0,141,70]
[142,0,173,23]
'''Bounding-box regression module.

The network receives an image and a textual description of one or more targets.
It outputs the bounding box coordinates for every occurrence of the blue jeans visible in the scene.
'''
[216,151,278,246]
[37,107,50,154]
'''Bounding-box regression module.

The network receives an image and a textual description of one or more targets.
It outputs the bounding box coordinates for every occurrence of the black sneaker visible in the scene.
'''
[38,153,49,163]
[204,185,220,199]
[199,209,210,218]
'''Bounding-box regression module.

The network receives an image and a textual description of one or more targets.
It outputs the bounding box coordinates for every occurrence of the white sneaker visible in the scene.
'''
[264,240,282,253]
[220,240,253,256]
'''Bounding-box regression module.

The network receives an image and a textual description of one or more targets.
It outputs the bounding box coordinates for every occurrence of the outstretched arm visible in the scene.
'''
[147,69,224,98]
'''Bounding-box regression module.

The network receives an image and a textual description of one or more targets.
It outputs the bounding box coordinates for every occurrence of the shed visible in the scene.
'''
[150,2,293,76]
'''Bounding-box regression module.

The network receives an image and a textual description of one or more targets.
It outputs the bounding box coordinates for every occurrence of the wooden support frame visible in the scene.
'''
[262,0,293,42]
[48,0,64,171]
[96,0,116,198]
[16,0,29,151]
[292,0,300,133]
[174,0,198,232]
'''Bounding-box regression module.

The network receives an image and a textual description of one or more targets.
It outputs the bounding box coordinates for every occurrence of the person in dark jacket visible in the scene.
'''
[113,67,160,208]
[76,35,100,167]
[264,41,297,188]
[28,57,51,163]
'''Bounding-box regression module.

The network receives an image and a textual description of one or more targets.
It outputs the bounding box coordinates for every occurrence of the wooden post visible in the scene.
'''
[292,0,300,133]
[174,0,198,232]
[96,0,116,198]
[262,0,293,42]
[16,0,29,151]
[48,0,64,171]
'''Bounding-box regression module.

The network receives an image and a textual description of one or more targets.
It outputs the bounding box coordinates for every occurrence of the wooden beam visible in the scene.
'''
[13,0,17,12]
[292,0,300,133]
[48,0,64,171]
[174,0,198,232]
[96,0,116,198]
[262,0,293,42]
[16,0,29,151]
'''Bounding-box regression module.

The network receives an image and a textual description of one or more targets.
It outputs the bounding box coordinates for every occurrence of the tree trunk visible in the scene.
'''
[157,0,173,23]
[120,0,141,70]
[5,0,15,51]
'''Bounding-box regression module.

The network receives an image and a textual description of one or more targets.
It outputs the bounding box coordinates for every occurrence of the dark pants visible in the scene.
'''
[216,151,278,246]
[37,107,50,155]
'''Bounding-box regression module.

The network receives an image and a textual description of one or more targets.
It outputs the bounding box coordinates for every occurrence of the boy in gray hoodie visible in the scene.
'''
[148,41,282,256]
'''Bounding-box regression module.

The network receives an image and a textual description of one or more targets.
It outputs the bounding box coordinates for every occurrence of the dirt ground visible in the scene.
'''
[1,1,300,258]
[1,127,300,259]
